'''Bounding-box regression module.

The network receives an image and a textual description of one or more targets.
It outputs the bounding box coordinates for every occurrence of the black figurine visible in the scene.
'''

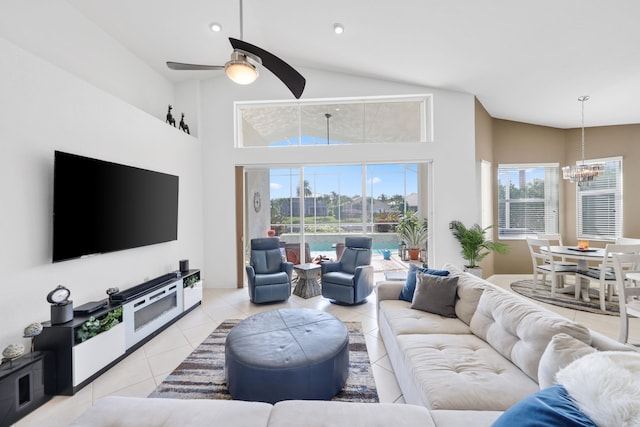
[179,113,190,134]
[166,105,176,127]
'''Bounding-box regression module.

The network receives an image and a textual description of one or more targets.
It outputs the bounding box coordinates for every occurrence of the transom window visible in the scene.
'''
[577,157,623,241]
[235,95,432,147]
[498,163,559,239]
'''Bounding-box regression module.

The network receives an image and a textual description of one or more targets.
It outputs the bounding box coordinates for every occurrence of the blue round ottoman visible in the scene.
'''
[225,308,349,403]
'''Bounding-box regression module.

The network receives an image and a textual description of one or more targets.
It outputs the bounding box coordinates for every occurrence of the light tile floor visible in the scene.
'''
[15,273,640,426]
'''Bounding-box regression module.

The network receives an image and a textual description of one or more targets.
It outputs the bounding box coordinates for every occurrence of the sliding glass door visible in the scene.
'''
[247,162,426,263]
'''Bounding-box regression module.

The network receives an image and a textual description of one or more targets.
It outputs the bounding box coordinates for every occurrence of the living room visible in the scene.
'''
[2,2,640,426]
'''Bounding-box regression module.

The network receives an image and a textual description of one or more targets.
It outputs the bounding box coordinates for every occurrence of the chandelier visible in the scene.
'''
[562,96,604,187]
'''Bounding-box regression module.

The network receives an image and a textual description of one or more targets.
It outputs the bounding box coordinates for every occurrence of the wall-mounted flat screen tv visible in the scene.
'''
[52,151,179,263]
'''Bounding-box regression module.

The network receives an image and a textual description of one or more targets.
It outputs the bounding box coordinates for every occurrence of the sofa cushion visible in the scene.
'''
[442,263,487,325]
[537,333,596,389]
[396,333,539,410]
[411,272,458,318]
[379,300,472,336]
[557,351,640,427]
[491,384,597,427]
[399,263,450,302]
[469,287,592,381]
[69,396,273,427]
[269,400,436,427]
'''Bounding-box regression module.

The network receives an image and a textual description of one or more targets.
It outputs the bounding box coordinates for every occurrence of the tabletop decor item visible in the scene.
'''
[23,322,43,352]
[2,343,25,367]
[47,285,73,324]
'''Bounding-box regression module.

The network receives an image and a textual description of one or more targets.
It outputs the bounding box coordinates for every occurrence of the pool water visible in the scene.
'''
[310,242,399,256]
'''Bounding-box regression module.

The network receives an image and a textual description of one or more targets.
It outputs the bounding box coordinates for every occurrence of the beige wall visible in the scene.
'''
[487,118,640,274]
[563,124,640,246]
[474,99,496,276]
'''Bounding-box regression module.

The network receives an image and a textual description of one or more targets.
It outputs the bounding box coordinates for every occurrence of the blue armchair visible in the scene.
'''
[321,236,374,305]
[246,237,293,303]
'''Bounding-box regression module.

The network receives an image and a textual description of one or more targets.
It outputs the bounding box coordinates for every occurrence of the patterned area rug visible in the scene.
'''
[510,279,619,316]
[149,320,379,402]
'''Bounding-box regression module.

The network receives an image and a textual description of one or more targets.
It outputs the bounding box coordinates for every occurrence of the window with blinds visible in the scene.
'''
[498,163,559,239]
[577,157,623,240]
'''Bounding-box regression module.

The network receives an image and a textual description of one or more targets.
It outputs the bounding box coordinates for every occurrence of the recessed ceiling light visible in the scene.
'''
[333,23,344,35]
[210,22,222,32]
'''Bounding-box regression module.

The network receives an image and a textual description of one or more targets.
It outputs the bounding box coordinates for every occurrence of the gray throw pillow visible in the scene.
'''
[411,272,459,317]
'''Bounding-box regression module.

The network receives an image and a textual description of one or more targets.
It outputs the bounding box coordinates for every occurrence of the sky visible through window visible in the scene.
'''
[270,164,418,199]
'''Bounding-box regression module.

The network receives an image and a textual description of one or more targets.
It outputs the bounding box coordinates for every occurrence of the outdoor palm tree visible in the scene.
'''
[296,180,313,197]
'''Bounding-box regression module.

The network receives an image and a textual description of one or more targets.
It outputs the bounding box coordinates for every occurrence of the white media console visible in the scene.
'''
[34,269,202,395]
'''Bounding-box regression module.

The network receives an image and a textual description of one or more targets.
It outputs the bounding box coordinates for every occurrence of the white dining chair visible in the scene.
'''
[536,234,577,267]
[616,237,640,245]
[611,252,640,343]
[526,237,577,297]
[575,243,640,312]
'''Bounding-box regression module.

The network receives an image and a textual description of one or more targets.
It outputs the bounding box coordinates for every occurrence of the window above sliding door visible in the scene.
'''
[235,95,432,147]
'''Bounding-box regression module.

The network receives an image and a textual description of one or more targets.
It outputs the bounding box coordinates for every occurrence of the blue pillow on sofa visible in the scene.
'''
[398,264,449,302]
[491,384,597,427]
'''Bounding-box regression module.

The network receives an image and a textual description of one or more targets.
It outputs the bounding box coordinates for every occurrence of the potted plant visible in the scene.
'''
[450,221,509,277]
[396,212,428,260]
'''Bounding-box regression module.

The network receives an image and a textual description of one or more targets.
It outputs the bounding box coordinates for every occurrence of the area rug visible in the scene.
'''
[148,320,379,402]
[510,279,619,315]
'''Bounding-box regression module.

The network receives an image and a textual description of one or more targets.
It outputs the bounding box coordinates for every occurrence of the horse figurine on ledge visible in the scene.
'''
[179,113,190,134]
[166,105,176,127]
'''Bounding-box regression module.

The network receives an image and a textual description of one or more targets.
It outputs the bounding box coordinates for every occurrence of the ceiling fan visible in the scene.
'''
[166,0,306,99]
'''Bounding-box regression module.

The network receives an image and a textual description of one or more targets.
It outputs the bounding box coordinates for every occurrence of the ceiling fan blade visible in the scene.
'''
[166,61,224,71]
[229,38,306,99]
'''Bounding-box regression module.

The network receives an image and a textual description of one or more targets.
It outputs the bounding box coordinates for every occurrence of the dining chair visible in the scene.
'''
[575,243,640,312]
[536,234,577,266]
[611,252,640,343]
[616,237,640,245]
[526,237,577,297]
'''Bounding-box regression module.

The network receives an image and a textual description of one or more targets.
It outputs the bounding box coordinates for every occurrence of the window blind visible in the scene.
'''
[577,157,622,240]
[498,163,559,239]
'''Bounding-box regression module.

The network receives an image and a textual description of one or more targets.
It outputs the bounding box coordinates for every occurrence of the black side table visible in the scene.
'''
[0,351,52,426]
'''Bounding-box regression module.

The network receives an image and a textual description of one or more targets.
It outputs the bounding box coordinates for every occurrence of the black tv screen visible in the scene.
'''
[52,151,179,262]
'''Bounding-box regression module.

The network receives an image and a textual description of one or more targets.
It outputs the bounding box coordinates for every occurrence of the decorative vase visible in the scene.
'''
[464,266,483,278]
[382,249,391,260]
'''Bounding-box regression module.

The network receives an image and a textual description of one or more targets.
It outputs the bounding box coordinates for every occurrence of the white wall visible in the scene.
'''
[0,1,174,121]
[199,68,478,287]
[0,38,204,352]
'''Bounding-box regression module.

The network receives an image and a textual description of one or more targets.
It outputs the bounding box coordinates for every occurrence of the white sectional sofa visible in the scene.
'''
[376,263,633,414]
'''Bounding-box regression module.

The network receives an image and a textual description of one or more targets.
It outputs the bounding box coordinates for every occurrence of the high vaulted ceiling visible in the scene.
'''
[66,0,640,129]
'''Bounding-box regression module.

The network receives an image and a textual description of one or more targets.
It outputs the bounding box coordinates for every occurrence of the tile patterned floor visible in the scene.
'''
[15,272,640,426]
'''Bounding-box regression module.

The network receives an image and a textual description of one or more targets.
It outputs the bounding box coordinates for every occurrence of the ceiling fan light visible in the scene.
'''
[225,51,258,85]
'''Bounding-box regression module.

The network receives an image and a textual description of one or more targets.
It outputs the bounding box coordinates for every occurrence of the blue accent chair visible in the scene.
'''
[321,236,374,304]
[246,237,293,303]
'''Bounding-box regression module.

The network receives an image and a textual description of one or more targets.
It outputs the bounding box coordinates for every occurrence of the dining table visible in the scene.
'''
[543,245,606,302]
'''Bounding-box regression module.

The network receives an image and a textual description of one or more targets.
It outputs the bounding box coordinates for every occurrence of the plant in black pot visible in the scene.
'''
[450,221,509,277]
[396,212,428,260]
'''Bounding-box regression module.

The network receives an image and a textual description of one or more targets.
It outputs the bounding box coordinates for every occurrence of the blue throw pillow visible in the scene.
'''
[491,384,597,427]
[398,264,449,302]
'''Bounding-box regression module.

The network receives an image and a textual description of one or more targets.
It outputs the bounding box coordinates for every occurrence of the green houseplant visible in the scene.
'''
[450,221,509,275]
[396,212,428,260]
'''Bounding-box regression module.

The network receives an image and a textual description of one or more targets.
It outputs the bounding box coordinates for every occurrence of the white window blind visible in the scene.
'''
[577,157,622,240]
[498,163,559,239]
